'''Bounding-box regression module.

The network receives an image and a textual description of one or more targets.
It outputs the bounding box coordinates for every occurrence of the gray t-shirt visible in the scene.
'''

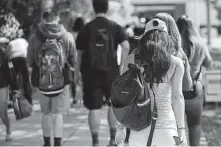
[188,40,212,80]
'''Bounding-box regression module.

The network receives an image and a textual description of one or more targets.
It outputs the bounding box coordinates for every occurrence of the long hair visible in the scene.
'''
[176,15,202,60]
[72,17,84,32]
[154,13,182,57]
[139,30,172,87]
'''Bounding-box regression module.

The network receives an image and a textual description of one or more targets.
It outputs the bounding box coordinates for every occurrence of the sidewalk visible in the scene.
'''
[0,102,111,146]
[0,101,208,146]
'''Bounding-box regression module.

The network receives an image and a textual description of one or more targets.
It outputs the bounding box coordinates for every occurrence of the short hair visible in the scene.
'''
[92,0,108,14]
[42,9,59,22]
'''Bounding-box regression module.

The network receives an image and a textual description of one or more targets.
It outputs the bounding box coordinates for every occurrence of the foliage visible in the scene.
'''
[0,0,41,39]
[212,0,221,20]
[0,12,23,40]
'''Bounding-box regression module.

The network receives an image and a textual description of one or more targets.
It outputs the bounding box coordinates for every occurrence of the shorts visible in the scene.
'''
[35,85,70,114]
[81,67,119,110]
[0,87,9,117]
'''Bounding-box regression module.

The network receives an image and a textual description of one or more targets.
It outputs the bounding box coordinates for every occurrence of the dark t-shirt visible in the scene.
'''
[76,17,128,72]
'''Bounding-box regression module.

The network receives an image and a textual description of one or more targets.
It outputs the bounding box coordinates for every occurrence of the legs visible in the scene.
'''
[107,106,117,145]
[71,81,76,104]
[53,114,63,146]
[41,113,64,146]
[87,106,117,146]
[186,101,202,146]
[42,113,52,146]
[185,83,204,146]
[88,109,101,146]
[1,109,12,142]
[1,111,11,134]
[0,87,12,142]
[39,86,70,146]
[82,68,119,146]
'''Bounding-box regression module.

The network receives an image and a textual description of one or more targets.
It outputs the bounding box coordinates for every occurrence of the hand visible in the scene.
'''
[115,128,126,146]
[12,90,20,101]
[74,72,81,84]
[178,129,188,146]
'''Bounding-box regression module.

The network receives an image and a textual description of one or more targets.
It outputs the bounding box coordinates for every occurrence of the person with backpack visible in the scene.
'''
[27,10,77,146]
[114,19,187,146]
[177,15,212,146]
[75,0,130,146]
[0,37,12,142]
[5,38,32,105]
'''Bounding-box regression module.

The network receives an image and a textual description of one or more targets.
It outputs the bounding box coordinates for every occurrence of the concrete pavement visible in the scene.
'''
[0,101,208,146]
[0,101,112,146]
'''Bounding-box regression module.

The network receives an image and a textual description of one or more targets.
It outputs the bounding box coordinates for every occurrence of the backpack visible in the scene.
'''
[37,38,65,97]
[8,61,33,120]
[88,24,115,71]
[111,63,157,146]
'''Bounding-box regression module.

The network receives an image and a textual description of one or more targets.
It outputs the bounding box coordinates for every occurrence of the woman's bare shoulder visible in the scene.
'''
[170,55,184,68]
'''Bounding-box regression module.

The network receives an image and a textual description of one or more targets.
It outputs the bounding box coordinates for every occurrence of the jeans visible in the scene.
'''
[185,80,204,146]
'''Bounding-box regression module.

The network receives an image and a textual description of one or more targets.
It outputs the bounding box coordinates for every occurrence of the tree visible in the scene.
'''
[0,0,93,38]
[212,0,221,20]
[0,0,41,38]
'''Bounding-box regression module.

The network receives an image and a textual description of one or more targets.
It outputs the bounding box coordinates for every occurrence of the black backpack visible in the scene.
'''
[111,63,157,146]
[88,24,115,71]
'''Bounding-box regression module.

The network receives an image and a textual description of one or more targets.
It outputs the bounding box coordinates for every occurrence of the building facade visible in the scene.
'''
[131,0,219,37]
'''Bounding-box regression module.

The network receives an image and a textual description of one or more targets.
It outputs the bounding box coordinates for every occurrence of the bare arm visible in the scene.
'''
[67,33,77,69]
[182,59,192,91]
[181,51,192,91]
[171,57,185,133]
[202,45,212,68]
[120,40,130,74]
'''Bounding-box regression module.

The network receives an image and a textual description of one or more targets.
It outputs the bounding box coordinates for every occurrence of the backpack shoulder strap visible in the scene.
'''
[147,87,157,146]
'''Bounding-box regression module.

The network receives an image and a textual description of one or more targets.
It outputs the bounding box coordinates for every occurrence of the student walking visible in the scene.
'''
[0,37,12,142]
[71,17,85,105]
[177,15,212,146]
[5,38,32,105]
[115,18,187,146]
[27,10,77,146]
[75,0,130,146]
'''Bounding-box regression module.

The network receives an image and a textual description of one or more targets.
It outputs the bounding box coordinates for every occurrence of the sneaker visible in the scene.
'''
[5,133,12,142]
[108,140,117,146]
[93,140,99,146]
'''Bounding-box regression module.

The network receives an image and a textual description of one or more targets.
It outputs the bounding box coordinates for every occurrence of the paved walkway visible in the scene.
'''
[0,100,208,146]
[0,102,111,146]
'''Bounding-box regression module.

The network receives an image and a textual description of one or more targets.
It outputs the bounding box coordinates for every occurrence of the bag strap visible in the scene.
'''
[193,67,202,82]
[8,61,19,91]
[147,88,157,146]
[141,73,158,146]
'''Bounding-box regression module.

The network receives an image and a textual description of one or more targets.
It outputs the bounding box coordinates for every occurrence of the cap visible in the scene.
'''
[144,18,168,34]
